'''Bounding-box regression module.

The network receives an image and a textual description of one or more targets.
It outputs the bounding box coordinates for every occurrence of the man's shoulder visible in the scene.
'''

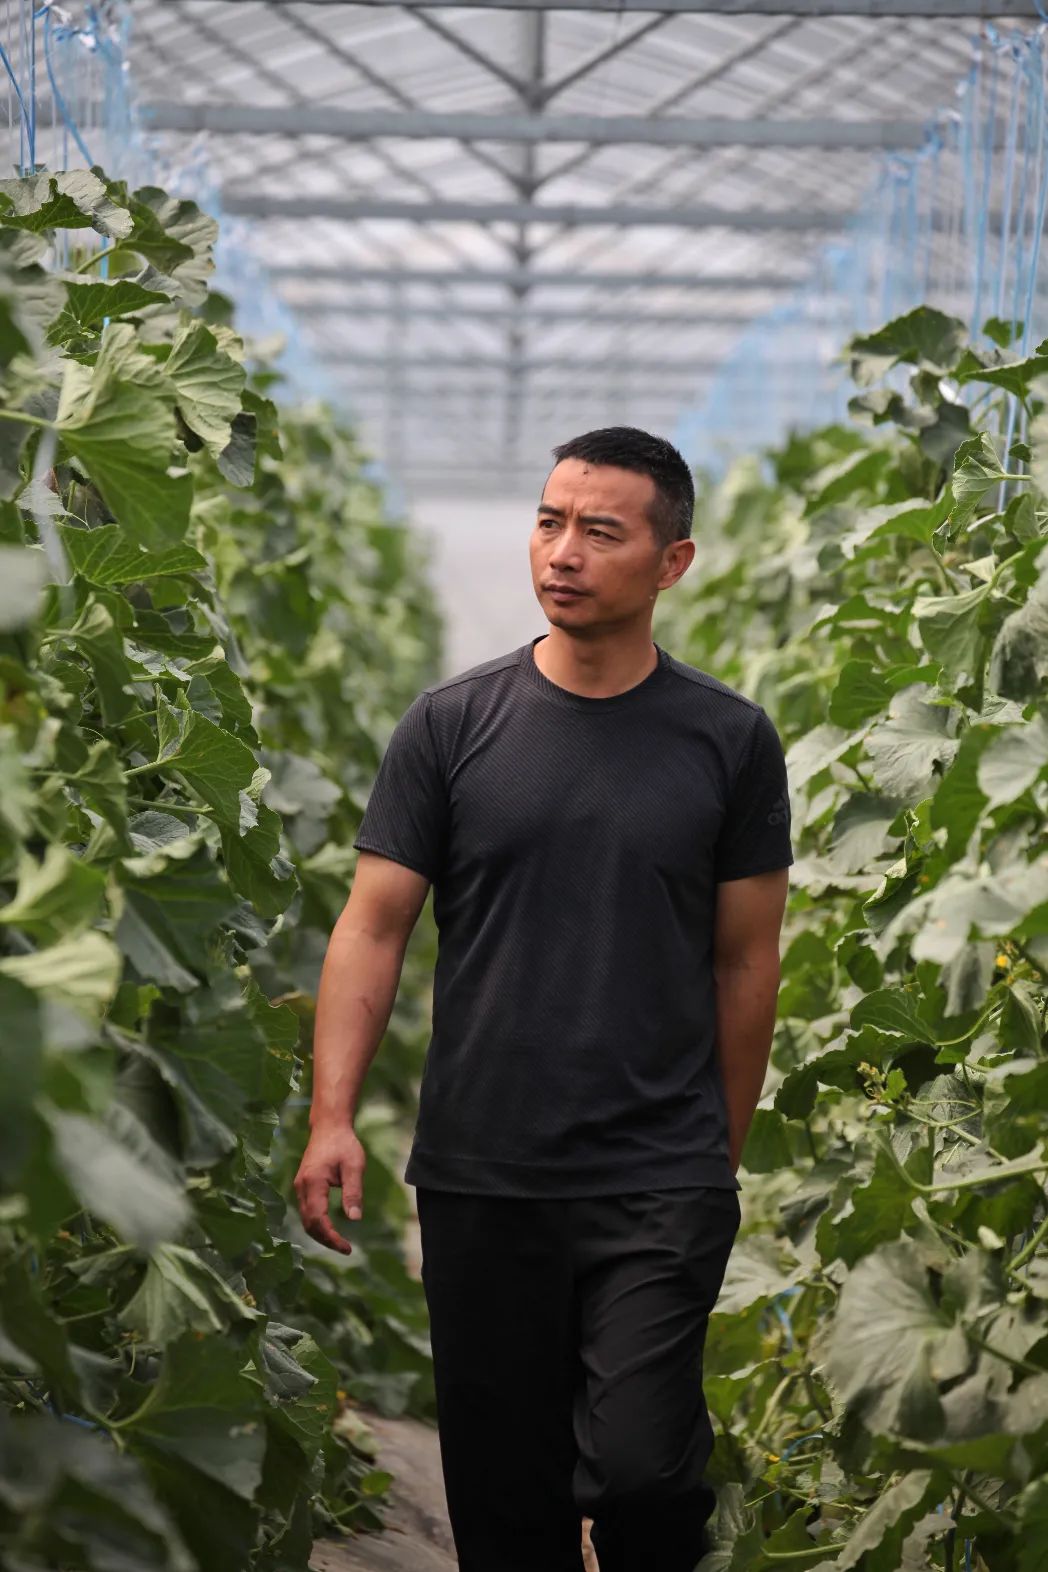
[662,648,763,718]
[422,645,525,703]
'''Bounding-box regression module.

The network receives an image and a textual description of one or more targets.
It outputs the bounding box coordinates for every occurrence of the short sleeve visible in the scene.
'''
[713,707,794,883]
[352,692,448,883]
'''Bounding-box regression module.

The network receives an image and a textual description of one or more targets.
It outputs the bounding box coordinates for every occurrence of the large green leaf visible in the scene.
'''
[165,321,245,456]
[825,1241,972,1437]
[143,688,257,825]
[977,712,1048,807]
[125,188,218,306]
[44,1104,190,1250]
[0,930,121,1014]
[864,685,960,801]
[122,1331,266,1498]
[0,543,49,629]
[56,325,192,549]
[988,544,1048,701]
[121,1244,261,1344]
[48,276,172,346]
[849,307,968,374]
[0,170,132,238]
[59,522,207,586]
[116,845,239,991]
[0,845,106,942]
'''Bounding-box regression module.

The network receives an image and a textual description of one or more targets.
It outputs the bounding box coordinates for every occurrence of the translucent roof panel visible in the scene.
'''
[126,1,996,499]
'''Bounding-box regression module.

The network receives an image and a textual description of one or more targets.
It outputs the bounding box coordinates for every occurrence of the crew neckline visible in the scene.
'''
[519,634,669,711]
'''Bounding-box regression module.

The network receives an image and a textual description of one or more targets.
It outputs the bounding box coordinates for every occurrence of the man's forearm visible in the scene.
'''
[712,954,783,1172]
[309,913,407,1132]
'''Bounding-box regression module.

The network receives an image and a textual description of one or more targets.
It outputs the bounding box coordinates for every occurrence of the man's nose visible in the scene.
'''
[549,526,584,562]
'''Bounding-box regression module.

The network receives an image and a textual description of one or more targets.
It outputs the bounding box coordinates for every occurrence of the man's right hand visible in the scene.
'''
[294,1125,367,1255]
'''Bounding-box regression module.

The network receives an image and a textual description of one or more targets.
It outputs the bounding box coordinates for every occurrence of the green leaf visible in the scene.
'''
[983,315,1023,349]
[835,1472,941,1571]
[864,685,960,802]
[216,411,257,487]
[121,1244,261,1344]
[911,581,995,678]
[219,801,298,919]
[0,844,106,941]
[956,352,1048,400]
[0,170,132,238]
[145,689,257,826]
[125,188,218,307]
[825,1241,970,1437]
[901,863,1048,965]
[56,324,192,550]
[47,277,171,346]
[164,321,245,456]
[45,1104,190,1249]
[0,930,121,1014]
[59,522,207,586]
[828,792,903,874]
[116,845,239,991]
[949,432,1005,526]
[1017,1478,1048,1572]
[828,660,892,728]
[740,1107,793,1173]
[849,307,968,373]
[122,1330,266,1498]
[61,597,137,724]
[0,543,49,629]
[988,544,1048,701]
[851,987,936,1041]
[817,1143,921,1269]
[977,712,1048,807]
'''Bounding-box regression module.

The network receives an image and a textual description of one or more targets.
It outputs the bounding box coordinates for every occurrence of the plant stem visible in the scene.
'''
[1008,1209,1048,1272]
[127,795,212,818]
[0,408,51,431]
[76,242,124,274]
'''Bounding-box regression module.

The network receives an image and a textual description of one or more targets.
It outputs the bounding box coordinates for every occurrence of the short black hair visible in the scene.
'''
[549,426,694,549]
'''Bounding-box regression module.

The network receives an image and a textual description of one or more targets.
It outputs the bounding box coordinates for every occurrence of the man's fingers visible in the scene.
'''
[306,1214,353,1255]
[298,1173,353,1255]
[342,1164,365,1222]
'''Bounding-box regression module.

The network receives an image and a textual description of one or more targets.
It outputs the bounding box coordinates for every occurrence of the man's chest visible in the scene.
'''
[444,714,730,877]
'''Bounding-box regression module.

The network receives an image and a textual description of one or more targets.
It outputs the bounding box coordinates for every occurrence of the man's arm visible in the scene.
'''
[294,851,430,1255]
[712,866,790,1174]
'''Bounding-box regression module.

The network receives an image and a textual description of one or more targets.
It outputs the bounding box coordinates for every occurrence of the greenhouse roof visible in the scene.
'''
[126,0,1019,498]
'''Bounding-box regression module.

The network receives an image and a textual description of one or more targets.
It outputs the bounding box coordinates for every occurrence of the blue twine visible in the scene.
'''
[44,1401,107,1435]
[42,6,95,168]
[0,37,33,171]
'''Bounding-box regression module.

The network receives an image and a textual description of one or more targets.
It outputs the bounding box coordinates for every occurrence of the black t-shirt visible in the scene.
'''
[352,634,793,1197]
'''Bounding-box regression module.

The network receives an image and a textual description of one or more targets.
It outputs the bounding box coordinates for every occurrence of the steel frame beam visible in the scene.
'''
[269,264,804,290]
[222,192,849,231]
[205,0,1038,13]
[320,352,739,371]
[142,103,932,151]
[290,301,759,327]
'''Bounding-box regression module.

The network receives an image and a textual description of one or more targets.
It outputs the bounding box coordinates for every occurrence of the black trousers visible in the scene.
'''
[415,1183,741,1572]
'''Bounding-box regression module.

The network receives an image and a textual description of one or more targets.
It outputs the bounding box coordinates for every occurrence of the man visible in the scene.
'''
[295,427,792,1572]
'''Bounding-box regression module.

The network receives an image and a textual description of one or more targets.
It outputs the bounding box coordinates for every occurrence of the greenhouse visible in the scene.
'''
[1,2,1047,1571]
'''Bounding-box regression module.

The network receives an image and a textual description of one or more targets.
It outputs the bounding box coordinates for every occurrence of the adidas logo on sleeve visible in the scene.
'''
[767,788,791,827]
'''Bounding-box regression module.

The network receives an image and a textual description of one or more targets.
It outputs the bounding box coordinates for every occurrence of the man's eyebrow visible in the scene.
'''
[537,503,628,530]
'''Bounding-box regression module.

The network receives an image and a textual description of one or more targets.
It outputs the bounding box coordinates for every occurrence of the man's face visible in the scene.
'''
[530,457,691,630]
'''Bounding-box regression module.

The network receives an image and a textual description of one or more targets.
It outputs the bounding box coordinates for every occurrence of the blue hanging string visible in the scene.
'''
[0,36,33,171]
[42,6,95,168]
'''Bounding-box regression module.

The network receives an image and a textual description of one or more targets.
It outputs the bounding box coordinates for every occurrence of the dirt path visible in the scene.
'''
[309,1407,596,1571]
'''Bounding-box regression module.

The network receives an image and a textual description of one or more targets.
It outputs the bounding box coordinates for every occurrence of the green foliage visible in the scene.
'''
[655,305,1048,1572]
[0,170,443,1568]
